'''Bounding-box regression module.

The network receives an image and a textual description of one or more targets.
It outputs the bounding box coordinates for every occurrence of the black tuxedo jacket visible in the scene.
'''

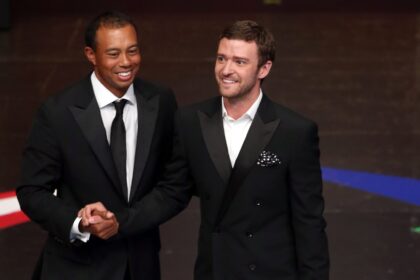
[124,95,329,280]
[17,76,177,280]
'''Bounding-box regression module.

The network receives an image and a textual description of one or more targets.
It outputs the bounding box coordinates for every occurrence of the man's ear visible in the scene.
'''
[84,46,96,66]
[257,60,273,80]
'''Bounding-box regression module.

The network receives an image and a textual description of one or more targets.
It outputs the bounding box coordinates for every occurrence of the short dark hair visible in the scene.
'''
[219,20,275,68]
[85,11,138,50]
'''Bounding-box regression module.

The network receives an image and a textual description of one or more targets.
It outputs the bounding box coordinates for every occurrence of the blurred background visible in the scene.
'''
[1,0,420,279]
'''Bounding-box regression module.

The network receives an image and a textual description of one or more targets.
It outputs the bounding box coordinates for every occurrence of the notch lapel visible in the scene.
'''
[129,84,159,201]
[215,96,281,226]
[198,101,232,186]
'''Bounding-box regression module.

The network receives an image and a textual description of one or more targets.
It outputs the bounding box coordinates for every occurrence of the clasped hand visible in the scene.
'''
[78,202,119,240]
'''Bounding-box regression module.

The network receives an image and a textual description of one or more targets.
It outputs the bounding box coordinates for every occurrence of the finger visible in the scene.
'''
[84,202,106,217]
[91,202,106,211]
[78,209,91,227]
[81,208,92,226]
[98,223,118,240]
[92,218,119,239]
[83,202,104,221]
[82,218,90,227]
[88,215,106,224]
[104,219,119,239]
[92,210,114,221]
[91,218,113,232]
[77,208,90,227]
[98,226,114,240]
[91,210,112,221]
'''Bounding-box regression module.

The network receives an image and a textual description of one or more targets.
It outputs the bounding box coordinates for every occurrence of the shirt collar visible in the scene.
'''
[222,89,263,121]
[90,72,136,109]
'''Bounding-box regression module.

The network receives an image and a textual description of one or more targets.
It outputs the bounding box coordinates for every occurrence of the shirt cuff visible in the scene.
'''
[70,217,90,243]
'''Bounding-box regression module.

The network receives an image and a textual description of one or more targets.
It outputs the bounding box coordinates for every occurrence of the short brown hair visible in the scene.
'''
[219,20,275,68]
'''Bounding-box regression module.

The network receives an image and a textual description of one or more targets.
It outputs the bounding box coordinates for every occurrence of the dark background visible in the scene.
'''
[1,0,420,279]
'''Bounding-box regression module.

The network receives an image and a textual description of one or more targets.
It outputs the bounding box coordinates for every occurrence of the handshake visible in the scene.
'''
[78,202,119,240]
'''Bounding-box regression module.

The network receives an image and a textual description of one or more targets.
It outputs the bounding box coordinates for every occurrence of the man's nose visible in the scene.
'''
[119,53,131,67]
[221,61,233,75]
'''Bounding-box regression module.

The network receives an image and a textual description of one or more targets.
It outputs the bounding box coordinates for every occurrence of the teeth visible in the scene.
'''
[222,79,236,84]
[118,72,131,77]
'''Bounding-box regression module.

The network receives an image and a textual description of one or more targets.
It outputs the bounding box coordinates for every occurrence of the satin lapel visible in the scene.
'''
[198,107,232,185]
[129,89,159,201]
[69,99,122,196]
[215,96,281,226]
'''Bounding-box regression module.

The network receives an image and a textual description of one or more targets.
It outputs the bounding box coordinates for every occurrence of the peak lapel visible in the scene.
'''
[129,86,159,201]
[215,96,281,226]
[198,103,232,185]
[69,96,123,198]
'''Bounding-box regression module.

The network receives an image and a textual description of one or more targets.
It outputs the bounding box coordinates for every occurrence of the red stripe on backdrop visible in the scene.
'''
[0,190,16,199]
[0,190,30,229]
[0,211,30,229]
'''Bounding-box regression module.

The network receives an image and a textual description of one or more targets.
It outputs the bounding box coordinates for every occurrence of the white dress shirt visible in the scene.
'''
[222,91,263,167]
[70,72,138,242]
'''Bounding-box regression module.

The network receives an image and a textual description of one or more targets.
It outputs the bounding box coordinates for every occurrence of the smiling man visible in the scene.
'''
[80,20,330,280]
[181,20,330,280]
[17,11,177,280]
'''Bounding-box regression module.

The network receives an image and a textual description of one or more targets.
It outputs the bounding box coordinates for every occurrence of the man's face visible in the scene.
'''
[85,24,140,97]
[214,38,271,101]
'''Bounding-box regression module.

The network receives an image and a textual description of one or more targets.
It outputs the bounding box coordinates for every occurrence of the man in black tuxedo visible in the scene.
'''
[82,20,329,280]
[16,11,178,280]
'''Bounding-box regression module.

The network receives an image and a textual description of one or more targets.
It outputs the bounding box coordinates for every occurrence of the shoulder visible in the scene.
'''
[43,76,92,108]
[133,78,177,108]
[268,98,318,132]
[177,96,220,117]
[134,78,174,98]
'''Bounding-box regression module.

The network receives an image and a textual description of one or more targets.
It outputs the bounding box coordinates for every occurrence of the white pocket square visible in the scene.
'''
[256,150,281,167]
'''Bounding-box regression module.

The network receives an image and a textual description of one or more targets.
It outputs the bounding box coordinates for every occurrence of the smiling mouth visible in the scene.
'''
[116,71,135,81]
[118,71,131,77]
[221,78,237,84]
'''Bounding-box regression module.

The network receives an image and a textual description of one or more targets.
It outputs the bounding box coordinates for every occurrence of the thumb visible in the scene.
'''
[106,211,115,219]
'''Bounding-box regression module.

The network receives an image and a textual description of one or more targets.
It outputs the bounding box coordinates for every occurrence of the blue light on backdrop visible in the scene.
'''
[322,167,420,206]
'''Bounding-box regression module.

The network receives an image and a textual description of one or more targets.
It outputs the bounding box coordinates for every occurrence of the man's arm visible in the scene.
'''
[17,104,78,243]
[80,111,194,238]
[289,122,329,280]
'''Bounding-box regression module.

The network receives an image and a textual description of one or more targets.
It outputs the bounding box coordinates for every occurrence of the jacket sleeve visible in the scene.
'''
[16,103,78,243]
[289,122,330,280]
[115,110,194,237]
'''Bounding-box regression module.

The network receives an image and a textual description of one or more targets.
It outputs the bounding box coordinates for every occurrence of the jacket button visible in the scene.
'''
[249,264,257,271]
[255,200,262,206]
[246,232,254,238]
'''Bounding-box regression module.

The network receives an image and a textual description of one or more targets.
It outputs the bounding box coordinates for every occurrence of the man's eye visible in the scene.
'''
[217,56,225,62]
[128,49,139,55]
[108,53,118,57]
[236,60,246,65]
